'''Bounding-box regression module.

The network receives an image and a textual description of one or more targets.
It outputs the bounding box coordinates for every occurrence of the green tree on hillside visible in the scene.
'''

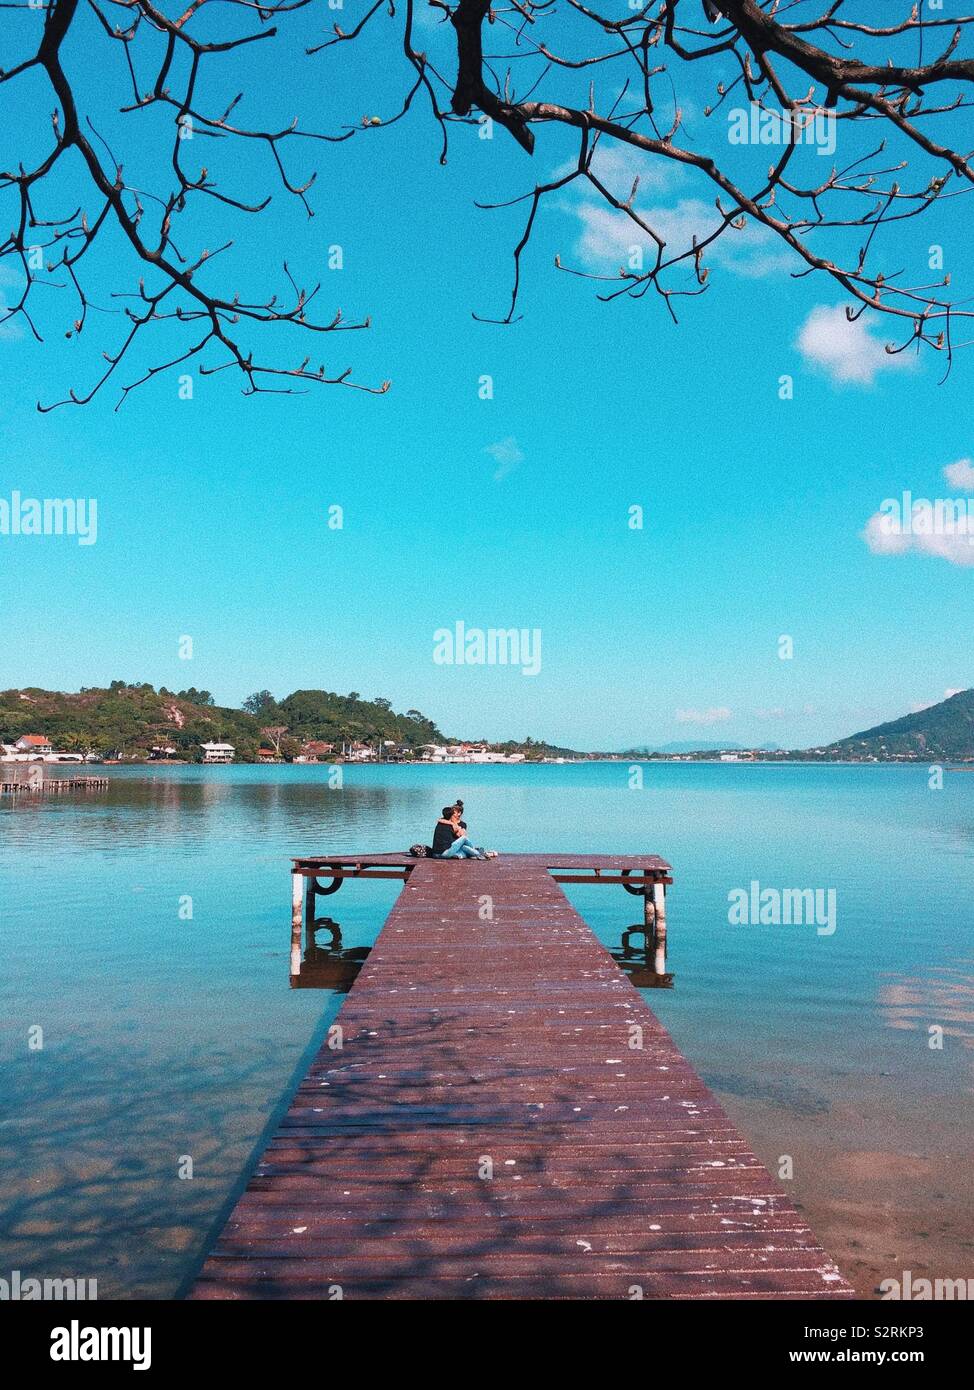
[243,690,279,718]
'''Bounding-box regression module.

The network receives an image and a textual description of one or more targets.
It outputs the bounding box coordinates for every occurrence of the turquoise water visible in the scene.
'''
[1,762,972,1297]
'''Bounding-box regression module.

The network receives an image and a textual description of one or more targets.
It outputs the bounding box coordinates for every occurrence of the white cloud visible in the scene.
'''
[862,509,974,566]
[553,143,684,199]
[676,706,732,725]
[796,304,913,386]
[483,436,524,482]
[574,197,791,280]
[944,458,974,491]
[912,688,966,712]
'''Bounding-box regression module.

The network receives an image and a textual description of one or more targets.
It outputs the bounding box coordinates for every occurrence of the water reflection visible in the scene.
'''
[878,966,974,1047]
[289,916,371,992]
[0,769,417,856]
[609,922,674,989]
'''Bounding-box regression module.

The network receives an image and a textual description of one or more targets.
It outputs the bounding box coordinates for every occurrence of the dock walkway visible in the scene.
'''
[190,855,852,1299]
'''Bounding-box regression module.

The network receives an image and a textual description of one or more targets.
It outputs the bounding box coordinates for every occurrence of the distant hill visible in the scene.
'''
[825,688,974,759]
[271,689,443,749]
[0,683,446,761]
[0,683,263,760]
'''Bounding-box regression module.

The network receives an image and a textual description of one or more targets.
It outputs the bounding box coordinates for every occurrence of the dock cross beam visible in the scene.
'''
[290,851,674,980]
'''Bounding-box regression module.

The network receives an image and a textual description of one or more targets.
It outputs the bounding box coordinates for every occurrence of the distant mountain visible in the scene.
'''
[825,688,974,759]
[629,741,782,755]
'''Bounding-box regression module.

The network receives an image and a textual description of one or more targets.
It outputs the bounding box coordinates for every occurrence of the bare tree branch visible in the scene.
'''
[2,0,973,403]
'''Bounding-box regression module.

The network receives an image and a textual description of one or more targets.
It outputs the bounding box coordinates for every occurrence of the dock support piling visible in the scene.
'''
[652,880,667,975]
[290,872,303,976]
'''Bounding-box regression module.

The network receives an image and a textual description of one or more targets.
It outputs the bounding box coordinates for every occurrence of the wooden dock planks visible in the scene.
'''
[190,858,853,1300]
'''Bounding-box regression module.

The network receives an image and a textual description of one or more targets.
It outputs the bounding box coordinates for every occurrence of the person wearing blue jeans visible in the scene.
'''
[431,805,486,859]
[442,835,484,859]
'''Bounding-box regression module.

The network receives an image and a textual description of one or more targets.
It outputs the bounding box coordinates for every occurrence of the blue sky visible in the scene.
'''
[0,4,971,749]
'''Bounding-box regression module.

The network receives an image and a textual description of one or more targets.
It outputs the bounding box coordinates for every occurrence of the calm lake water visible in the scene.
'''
[1,762,972,1298]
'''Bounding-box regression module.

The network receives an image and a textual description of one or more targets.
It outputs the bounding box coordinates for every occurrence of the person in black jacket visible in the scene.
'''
[431,805,485,859]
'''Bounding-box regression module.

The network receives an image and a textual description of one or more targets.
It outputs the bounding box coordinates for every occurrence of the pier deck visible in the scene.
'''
[190,855,852,1300]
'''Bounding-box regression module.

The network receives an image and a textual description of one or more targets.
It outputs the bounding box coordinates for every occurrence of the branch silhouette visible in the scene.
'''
[2,0,972,405]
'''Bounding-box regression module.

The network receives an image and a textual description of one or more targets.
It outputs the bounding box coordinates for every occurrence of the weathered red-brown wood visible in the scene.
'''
[190,857,853,1300]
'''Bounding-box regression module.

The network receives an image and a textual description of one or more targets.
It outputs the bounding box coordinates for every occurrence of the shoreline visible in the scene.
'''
[19,757,961,769]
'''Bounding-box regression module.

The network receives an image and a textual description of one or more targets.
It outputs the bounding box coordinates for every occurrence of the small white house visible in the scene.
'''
[200,741,235,764]
[419,744,448,762]
[15,734,53,755]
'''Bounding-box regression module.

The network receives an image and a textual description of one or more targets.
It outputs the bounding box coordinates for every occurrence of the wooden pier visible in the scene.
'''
[190,854,853,1300]
[0,775,109,795]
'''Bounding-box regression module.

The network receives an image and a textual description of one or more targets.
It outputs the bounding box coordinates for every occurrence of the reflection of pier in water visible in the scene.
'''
[289,915,370,992]
[289,854,673,992]
[290,914,669,992]
[610,923,674,989]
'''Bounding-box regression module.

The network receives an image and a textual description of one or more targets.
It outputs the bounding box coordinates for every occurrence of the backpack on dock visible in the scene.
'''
[408,843,431,857]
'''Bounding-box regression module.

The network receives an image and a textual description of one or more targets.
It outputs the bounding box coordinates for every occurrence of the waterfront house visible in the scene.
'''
[257,747,282,763]
[297,741,335,763]
[200,741,235,764]
[419,744,448,762]
[15,734,53,755]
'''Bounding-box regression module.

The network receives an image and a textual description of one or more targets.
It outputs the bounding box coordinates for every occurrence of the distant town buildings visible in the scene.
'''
[417,742,526,764]
[295,740,336,763]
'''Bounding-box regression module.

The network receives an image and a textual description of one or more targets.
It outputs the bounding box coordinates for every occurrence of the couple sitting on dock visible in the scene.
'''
[431,801,497,860]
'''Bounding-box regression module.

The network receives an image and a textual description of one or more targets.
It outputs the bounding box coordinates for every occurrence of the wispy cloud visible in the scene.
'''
[676,705,732,725]
[862,510,974,567]
[484,436,524,482]
[554,144,789,282]
[944,457,974,491]
[754,703,816,720]
[552,143,685,200]
[796,304,913,386]
[573,197,791,280]
[912,688,966,713]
